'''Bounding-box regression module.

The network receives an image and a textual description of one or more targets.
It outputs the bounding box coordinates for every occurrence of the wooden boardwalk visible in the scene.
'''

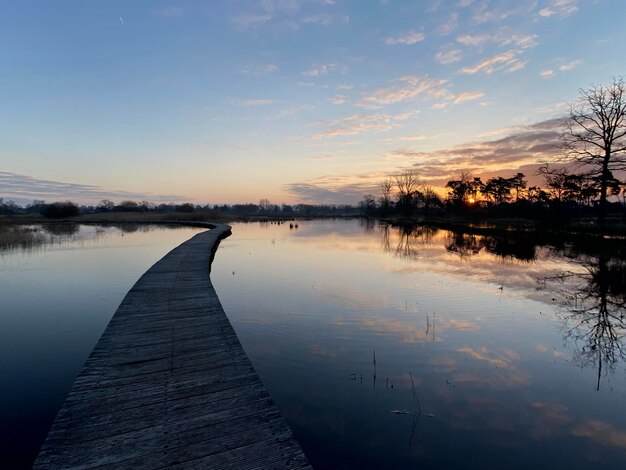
[34,224,311,469]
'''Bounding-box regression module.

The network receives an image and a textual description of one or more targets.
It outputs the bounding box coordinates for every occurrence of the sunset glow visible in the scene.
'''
[1,1,625,205]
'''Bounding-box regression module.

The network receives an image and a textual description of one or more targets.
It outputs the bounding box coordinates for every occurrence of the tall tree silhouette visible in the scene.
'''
[562,78,626,228]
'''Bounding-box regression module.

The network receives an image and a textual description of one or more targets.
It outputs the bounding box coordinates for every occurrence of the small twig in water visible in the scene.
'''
[410,372,421,412]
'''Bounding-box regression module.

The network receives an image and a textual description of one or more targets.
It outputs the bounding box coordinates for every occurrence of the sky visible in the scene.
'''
[1,0,625,205]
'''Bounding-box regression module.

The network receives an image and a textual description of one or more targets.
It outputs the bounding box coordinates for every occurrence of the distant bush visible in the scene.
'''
[0,199,19,215]
[41,201,80,218]
[175,203,195,213]
[114,200,140,212]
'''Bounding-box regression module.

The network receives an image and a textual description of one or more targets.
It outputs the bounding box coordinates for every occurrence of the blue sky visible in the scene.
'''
[1,0,625,205]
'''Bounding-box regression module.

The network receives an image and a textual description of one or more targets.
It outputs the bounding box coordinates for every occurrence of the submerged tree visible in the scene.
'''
[562,77,626,227]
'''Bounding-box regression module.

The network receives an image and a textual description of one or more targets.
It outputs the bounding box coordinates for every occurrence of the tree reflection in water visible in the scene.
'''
[380,224,438,261]
[0,225,47,252]
[542,255,626,390]
[375,222,626,391]
[444,230,537,261]
[42,223,80,237]
[0,224,81,252]
[445,232,482,258]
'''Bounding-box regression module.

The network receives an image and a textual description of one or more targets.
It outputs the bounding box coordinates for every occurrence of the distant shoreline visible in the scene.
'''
[2,211,626,238]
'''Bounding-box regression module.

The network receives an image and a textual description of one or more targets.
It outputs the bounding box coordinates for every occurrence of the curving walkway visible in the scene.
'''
[34,224,311,469]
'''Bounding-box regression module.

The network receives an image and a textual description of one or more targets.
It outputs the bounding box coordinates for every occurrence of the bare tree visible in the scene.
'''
[379,178,393,216]
[359,194,377,216]
[259,198,272,212]
[562,77,626,227]
[394,170,421,215]
[539,164,571,202]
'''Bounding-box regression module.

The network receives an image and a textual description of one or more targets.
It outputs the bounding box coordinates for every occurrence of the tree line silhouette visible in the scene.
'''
[0,198,360,219]
[360,166,625,220]
[360,78,626,229]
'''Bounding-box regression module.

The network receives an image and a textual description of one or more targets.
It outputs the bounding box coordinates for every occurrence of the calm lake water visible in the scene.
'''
[2,220,626,469]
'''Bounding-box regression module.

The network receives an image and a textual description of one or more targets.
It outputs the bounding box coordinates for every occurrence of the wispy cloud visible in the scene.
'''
[431,89,485,109]
[438,12,459,35]
[0,172,186,204]
[329,94,350,105]
[394,135,429,142]
[505,60,527,73]
[359,76,448,106]
[287,118,565,204]
[303,14,334,25]
[154,7,184,17]
[333,75,485,111]
[459,50,525,74]
[232,99,275,106]
[234,1,347,32]
[435,48,462,64]
[314,113,412,138]
[240,64,278,76]
[457,31,538,49]
[302,64,332,76]
[275,105,316,118]
[559,59,582,71]
[533,101,569,115]
[231,14,272,30]
[538,0,579,18]
[427,0,442,13]
[539,59,581,79]
[473,3,514,23]
[390,118,564,180]
[384,31,426,45]
[259,0,300,14]
[452,91,485,104]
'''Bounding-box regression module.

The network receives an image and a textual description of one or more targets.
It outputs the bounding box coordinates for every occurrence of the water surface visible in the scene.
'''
[0,223,205,468]
[211,220,626,469]
[1,220,625,469]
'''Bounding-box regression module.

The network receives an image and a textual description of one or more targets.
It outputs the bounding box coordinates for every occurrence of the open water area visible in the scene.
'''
[1,219,625,468]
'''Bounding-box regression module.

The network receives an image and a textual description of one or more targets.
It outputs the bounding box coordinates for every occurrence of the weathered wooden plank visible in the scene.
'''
[34,223,311,469]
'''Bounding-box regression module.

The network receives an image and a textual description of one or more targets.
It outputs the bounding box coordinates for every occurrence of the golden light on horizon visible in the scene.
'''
[468,197,476,204]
